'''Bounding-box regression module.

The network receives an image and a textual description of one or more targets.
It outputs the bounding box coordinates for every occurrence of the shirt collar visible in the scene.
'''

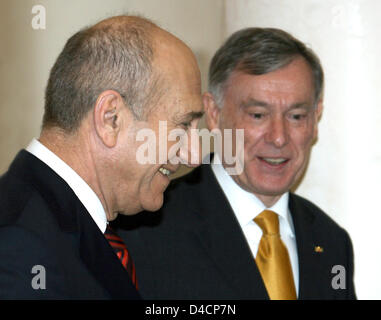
[211,153,295,238]
[26,138,108,233]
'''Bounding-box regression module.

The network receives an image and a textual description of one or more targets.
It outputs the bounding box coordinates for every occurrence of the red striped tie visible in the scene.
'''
[104,225,138,290]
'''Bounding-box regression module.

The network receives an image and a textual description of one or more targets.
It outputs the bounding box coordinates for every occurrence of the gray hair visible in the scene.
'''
[43,16,160,132]
[208,27,324,108]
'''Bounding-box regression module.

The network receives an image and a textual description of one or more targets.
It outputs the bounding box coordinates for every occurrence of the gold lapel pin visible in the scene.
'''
[314,246,324,253]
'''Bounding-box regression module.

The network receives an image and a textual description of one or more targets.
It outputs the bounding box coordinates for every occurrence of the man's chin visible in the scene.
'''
[141,194,164,212]
[117,196,163,215]
[116,193,164,215]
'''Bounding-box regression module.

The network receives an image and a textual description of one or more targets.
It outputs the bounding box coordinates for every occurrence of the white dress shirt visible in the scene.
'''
[211,154,299,295]
[26,138,108,233]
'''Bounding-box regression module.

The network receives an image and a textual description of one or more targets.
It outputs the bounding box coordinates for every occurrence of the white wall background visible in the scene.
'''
[225,0,381,299]
[1,0,380,299]
[0,0,224,173]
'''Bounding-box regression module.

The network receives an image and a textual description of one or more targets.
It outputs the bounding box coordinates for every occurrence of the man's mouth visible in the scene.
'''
[159,167,172,177]
[259,157,289,166]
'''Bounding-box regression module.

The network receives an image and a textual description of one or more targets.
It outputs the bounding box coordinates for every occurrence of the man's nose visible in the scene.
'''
[265,116,289,148]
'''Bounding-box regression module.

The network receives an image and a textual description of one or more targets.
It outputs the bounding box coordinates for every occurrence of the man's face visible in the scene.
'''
[115,37,203,215]
[207,57,322,207]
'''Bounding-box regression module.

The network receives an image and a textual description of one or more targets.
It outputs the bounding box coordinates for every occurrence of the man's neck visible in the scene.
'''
[39,127,113,220]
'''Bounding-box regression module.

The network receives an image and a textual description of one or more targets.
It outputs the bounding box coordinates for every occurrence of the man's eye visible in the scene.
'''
[250,113,264,119]
[290,114,306,120]
[180,122,191,129]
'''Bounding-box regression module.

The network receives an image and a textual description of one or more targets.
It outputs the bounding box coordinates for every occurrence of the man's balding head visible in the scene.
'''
[43,15,164,131]
[39,15,203,218]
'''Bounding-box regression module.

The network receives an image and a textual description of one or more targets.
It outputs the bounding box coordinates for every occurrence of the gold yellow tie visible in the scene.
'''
[254,210,297,300]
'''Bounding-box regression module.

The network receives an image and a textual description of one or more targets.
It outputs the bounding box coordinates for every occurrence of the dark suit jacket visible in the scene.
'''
[0,150,140,299]
[115,163,356,300]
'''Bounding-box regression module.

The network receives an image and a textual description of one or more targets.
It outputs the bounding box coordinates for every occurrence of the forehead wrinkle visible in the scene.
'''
[240,98,270,109]
[248,79,314,109]
[289,102,313,110]
[256,78,302,95]
[240,96,314,112]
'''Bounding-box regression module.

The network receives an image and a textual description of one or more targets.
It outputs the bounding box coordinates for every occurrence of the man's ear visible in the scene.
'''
[202,92,221,131]
[316,99,323,120]
[93,90,130,148]
[313,99,323,140]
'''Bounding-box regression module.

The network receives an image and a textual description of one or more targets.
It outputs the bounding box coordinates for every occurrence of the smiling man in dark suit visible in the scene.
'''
[116,27,356,300]
[0,15,203,299]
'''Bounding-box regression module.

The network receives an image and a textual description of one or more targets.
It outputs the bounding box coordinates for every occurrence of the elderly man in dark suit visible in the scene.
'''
[116,27,356,300]
[0,15,203,299]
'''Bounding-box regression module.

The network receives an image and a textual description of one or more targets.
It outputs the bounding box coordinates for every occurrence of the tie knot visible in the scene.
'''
[254,210,279,236]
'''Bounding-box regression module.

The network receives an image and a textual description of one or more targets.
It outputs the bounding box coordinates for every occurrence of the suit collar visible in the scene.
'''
[26,139,107,233]
[188,164,269,299]
[288,194,322,299]
[188,165,323,299]
[211,160,295,238]
[8,150,79,232]
[7,150,140,299]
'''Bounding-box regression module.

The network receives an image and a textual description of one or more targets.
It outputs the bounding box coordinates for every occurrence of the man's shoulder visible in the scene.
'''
[290,193,326,214]
[290,193,349,236]
[0,151,69,228]
[170,164,209,186]
[162,164,221,214]
[0,169,37,225]
[168,164,216,197]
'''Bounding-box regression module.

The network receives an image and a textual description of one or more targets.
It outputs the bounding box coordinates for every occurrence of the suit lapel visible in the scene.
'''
[289,194,323,299]
[77,208,140,299]
[185,165,329,299]
[10,150,140,299]
[190,165,269,299]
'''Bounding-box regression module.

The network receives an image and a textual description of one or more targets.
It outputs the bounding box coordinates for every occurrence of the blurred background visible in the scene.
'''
[1,0,380,299]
